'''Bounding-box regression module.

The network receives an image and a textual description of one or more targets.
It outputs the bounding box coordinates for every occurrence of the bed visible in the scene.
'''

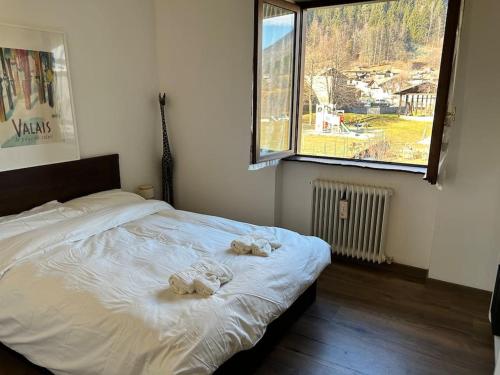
[0,155,331,375]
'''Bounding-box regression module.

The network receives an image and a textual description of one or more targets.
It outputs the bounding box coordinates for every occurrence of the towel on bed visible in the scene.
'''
[253,231,282,250]
[231,232,281,257]
[169,270,198,294]
[192,258,233,284]
[169,258,233,296]
[194,274,221,297]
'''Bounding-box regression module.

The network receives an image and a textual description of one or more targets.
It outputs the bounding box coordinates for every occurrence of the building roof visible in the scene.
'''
[396,82,437,95]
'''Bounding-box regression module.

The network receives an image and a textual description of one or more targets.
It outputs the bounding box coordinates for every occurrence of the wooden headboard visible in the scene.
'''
[0,154,121,217]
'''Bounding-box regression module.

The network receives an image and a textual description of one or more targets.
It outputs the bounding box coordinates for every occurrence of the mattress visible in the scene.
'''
[0,200,331,374]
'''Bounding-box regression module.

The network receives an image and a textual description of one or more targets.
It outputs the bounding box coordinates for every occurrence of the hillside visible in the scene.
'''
[306,0,448,70]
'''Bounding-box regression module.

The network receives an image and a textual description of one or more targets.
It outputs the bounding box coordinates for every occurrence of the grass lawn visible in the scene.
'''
[260,114,432,165]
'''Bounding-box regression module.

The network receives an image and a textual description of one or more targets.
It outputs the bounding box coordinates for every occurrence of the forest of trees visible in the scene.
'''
[306,0,448,68]
[304,0,448,110]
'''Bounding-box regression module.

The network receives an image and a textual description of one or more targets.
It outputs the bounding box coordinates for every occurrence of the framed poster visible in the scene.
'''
[0,23,79,172]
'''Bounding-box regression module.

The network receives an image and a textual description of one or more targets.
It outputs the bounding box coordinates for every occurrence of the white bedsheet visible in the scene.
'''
[0,201,331,375]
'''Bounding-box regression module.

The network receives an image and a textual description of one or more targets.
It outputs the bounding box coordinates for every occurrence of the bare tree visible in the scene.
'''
[319,27,359,109]
[304,16,322,126]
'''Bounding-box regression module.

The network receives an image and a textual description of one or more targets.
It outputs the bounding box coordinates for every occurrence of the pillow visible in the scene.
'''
[63,189,145,213]
[0,201,83,241]
[0,200,62,224]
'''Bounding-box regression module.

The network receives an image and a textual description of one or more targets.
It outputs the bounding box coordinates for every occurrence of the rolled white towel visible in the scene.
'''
[251,231,282,250]
[194,274,221,297]
[232,245,251,255]
[231,233,282,256]
[170,258,233,295]
[169,270,198,294]
[192,258,233,284]
[230,235,254,254]
[251,238,272,257]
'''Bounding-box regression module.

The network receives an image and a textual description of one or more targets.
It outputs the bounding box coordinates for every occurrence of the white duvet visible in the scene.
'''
[0,201,330,375]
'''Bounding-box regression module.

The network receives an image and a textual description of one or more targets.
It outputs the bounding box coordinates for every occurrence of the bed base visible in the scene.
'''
[215,281,317,374]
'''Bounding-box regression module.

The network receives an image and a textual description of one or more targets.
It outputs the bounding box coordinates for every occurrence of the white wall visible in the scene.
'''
[0,0,161,194]
[154,0,276,225]
[428,0,500,291]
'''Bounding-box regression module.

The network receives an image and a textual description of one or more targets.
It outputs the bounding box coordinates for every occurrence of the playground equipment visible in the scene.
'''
[315,104,375,141]
[315,104,347,134]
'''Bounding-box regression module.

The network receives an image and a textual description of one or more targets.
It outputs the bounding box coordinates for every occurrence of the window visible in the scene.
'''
[253,0,462,184]
[253,0,301,163]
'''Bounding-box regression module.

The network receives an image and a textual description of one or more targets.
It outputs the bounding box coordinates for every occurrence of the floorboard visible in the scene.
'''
[0,262,494,375]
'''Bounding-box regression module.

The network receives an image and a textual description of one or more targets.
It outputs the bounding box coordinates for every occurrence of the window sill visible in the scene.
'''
[283,155,427,175]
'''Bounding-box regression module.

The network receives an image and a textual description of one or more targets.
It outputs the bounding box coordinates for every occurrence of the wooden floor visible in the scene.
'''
[253,263,495,375]
[1,262,494,375]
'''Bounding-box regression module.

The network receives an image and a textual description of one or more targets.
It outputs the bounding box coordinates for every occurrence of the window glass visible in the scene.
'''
[300,0,449,166]
[258,4,296,156]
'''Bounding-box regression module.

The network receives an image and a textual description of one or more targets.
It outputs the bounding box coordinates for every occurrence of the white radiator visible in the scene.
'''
[312,180,393,264]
